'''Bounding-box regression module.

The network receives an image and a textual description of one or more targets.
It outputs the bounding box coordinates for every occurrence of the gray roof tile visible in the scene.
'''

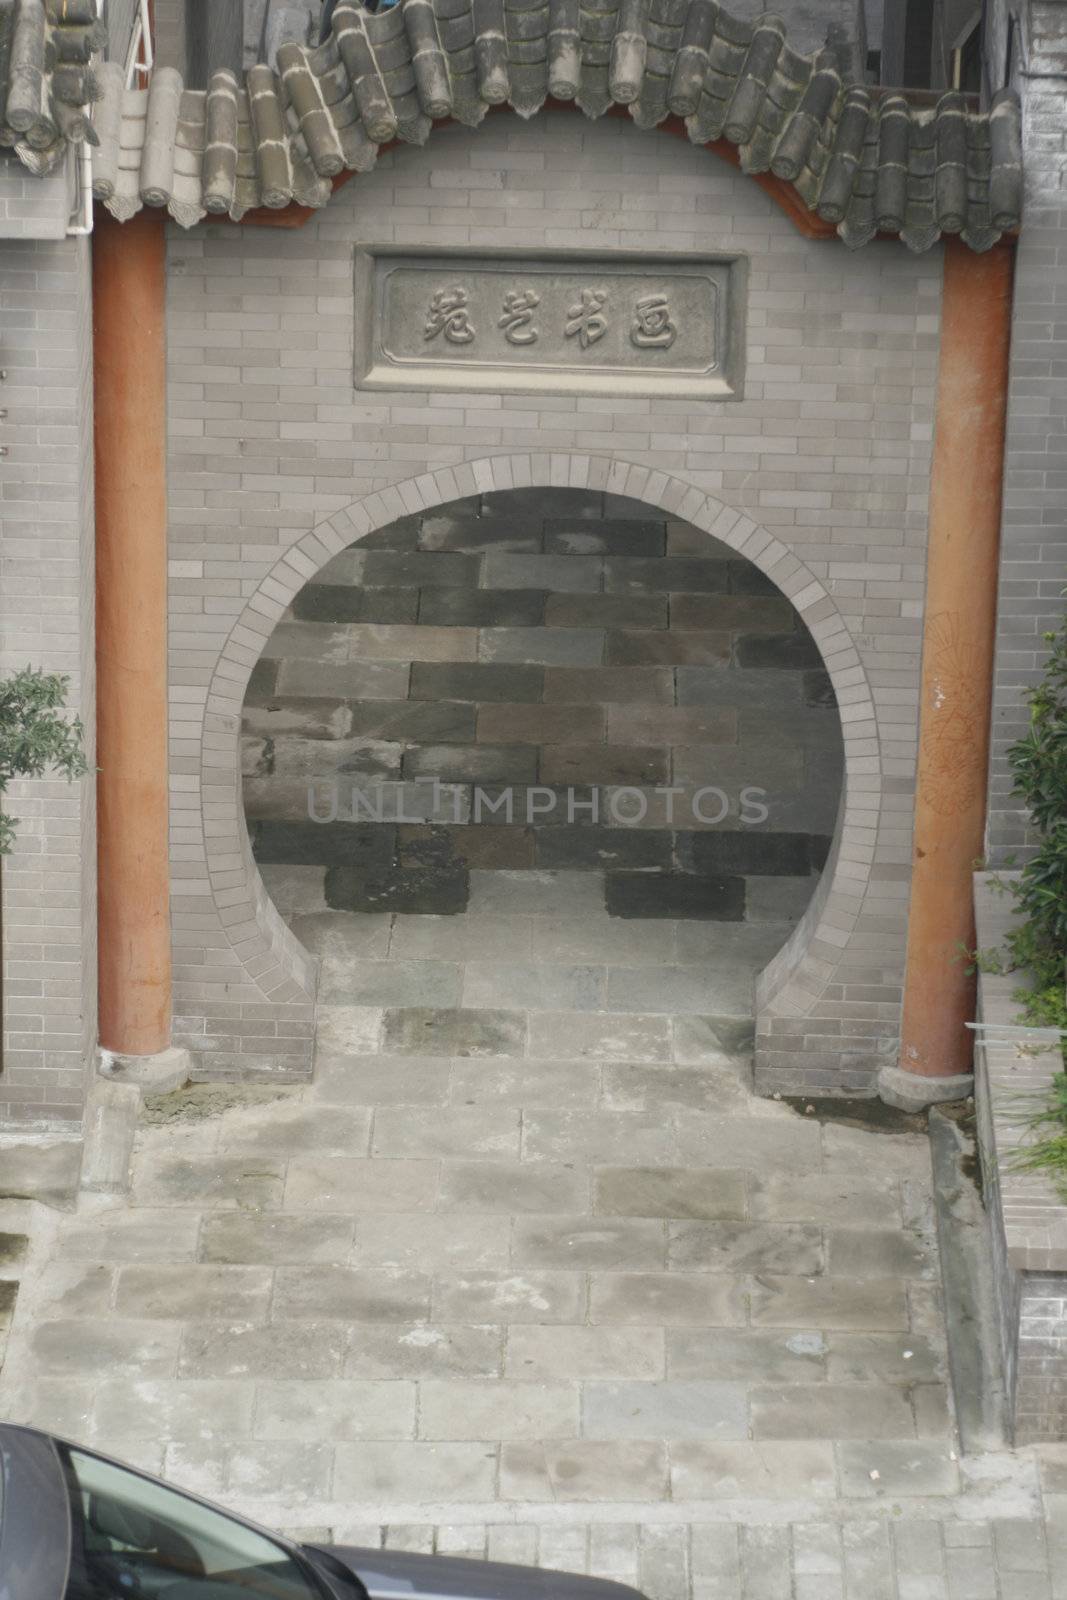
[1,0,105,174]
[3,0,1024,249]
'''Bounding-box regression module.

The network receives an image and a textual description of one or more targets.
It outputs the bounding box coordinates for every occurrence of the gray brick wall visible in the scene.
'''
[1016,1272,1067,1442]
[0,233,97,1127]
[977,0,1067,1445]
[986,1,1067,862]
[0,155,74,242]
[151,0,188,74]
[163,112,941,1095]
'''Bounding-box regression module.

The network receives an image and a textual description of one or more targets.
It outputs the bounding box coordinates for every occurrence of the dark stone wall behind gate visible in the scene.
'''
[243,489,843,922]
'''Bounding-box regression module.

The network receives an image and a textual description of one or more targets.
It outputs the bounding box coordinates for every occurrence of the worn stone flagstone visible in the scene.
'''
[0,887,949,1474]
[0,881,1061,1595]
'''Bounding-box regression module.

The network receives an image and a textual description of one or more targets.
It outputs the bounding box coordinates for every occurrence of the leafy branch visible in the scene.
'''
[1002,611,1067,1038]
[0,667,89,855]
[996,601,1067,1193]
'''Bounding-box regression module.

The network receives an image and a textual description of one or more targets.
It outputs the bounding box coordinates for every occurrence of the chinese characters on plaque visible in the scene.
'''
[356,248,742,399]
[499,288,540,345]
[423,286,476,344]
[424,283,678,354]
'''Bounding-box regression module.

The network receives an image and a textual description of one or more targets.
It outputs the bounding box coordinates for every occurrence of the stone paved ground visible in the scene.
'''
[2,875,1066,1595]
[293,1516,1067,1599]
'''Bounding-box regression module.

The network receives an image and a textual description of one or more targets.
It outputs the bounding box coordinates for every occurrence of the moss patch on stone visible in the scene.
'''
[141,1083,293,1126]
[0,1233,28,1269]
[780,1095,929,1136]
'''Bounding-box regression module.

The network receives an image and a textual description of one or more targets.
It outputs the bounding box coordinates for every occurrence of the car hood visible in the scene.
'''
[315,1545,647,1600]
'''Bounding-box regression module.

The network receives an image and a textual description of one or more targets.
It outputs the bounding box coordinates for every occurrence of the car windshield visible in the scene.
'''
[61,1445,321,1600]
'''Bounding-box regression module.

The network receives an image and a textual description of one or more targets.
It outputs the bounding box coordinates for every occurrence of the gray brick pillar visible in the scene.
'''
[987,0,1067,863]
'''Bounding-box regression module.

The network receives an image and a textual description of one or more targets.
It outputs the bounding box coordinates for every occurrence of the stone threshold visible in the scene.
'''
[973,871,1067,1444]
[215,1480,1048,1534]
[149,1442,1050,1536]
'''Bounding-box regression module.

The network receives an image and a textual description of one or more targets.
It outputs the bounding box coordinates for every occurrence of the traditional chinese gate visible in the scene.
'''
[79,0,1021,1107]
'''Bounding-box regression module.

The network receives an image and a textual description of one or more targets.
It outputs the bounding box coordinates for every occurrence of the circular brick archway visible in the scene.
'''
[193,452,878,1085]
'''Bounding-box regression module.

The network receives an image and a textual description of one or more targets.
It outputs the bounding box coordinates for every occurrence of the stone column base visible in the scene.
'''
[98,1045,192,1094]
[82,1047,193,1193]
[877,1063,974,1112]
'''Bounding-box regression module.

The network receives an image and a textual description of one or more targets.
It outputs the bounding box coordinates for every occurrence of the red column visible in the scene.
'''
[890,237,1015,1100]
[93,209,172,1056]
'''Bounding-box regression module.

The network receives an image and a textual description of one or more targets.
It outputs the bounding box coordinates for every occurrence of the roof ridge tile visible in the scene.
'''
[0,0,1022,249]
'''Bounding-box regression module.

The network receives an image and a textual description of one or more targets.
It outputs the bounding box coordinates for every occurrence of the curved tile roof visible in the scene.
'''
[6,0,1023,250]
[1,0,105,175]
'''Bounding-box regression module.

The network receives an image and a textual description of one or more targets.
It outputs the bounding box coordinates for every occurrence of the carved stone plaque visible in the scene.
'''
[354,247,746,400]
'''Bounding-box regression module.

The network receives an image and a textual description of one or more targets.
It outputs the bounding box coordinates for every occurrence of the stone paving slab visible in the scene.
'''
[4,890,950,1482]
[0,1137,82,1208]
[2,890,1065,1595]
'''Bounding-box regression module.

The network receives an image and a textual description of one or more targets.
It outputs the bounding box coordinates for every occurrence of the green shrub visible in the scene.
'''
[1004,604,1067,1035]
[1012,1072,1067,1199]
[1003,602,1067,1189]
[0,667,89,855]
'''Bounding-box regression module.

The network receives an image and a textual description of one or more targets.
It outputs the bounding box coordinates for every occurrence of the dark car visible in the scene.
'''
[0,1424,647,1600]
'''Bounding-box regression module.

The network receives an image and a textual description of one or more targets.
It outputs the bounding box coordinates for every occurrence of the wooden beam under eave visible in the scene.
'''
[225,101,840,240]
